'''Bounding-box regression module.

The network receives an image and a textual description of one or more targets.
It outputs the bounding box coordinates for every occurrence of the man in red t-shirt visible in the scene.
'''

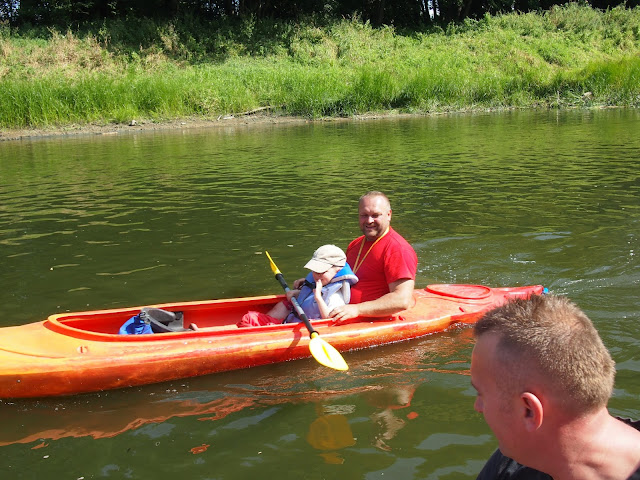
[328,191,417,324]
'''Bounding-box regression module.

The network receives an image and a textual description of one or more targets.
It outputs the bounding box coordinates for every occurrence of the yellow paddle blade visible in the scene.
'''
[309,335,349,371]
[265,251,281,276]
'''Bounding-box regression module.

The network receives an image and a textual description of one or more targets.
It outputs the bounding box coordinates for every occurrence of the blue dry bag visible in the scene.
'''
[119,312,153,335]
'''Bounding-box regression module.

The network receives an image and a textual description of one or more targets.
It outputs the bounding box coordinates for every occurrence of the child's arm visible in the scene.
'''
[314,279,332,319]
[314,280,348,318]
[286,289,300,302]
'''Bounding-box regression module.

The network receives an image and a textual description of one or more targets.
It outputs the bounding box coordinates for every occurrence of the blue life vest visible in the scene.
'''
[284,263,359,323]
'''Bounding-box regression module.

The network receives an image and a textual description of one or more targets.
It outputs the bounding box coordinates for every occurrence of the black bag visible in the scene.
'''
[140,308,189,333]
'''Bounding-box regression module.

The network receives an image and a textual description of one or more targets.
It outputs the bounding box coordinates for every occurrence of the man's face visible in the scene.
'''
[471,333,523,460]
[358,195,391,241]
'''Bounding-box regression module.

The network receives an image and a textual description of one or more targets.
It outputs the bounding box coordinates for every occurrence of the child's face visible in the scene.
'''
[311,265,341,286]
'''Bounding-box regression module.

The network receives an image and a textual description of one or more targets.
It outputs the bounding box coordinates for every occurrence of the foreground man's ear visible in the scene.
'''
[521,392,544,432]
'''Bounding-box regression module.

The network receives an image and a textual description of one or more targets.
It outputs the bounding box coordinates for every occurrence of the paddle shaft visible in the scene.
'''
[274,272,319,337]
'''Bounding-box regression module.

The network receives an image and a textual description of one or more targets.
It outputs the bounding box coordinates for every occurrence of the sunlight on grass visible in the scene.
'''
[0,4,639,128]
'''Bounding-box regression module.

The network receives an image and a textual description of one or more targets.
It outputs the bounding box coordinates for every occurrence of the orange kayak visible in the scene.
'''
[0,284,544,398]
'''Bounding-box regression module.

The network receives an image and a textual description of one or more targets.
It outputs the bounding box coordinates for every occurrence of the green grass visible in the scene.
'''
[0,4,639,129]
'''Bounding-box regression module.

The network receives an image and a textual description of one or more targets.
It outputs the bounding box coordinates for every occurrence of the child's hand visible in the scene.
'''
[286,289,300,301]
[314,278,331,318]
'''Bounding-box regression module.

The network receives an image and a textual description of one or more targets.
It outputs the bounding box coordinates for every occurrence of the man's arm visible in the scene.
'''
[328,278,415,324]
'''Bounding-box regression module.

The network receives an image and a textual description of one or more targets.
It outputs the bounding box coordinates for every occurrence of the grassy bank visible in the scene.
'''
[1,4,639,129]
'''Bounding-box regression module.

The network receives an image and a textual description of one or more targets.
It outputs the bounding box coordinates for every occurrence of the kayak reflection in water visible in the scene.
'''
[238,245,358,327]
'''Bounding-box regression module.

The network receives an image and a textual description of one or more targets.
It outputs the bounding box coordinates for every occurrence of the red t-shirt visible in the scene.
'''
[346,227,418,304]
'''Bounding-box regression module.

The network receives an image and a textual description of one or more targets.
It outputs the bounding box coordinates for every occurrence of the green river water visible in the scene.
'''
[0,109,638,479]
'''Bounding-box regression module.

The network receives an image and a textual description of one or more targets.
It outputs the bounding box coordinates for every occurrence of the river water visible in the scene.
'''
[0,110,638,479]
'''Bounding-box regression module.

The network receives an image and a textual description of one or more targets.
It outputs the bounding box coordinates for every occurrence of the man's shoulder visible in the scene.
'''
[383,229,417,261]
[385,228,414,248]
[476,417,640,480]
[619,417,640,432]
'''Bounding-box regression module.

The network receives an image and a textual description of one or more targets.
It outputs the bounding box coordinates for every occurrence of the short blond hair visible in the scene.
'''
[474,294,615,413]
[359,191,391,209]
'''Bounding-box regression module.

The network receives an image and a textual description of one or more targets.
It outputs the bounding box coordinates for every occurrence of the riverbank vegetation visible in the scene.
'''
[0,4,639,129]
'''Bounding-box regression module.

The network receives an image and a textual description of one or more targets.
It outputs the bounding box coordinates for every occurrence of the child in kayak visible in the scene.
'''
[237,245,359,327]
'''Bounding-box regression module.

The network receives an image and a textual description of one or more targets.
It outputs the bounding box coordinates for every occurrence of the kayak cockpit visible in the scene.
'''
[43,294,289,340]
[39,285,544,342]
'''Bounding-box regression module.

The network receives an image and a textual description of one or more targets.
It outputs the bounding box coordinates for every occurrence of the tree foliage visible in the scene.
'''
[1,0,638,27]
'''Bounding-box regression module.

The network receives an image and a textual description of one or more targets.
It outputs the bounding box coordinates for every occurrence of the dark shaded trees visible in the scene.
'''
[1,0,637,27]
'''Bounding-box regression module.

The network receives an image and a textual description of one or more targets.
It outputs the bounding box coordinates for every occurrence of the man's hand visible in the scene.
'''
[329,304,361,325]
[329,278,415,325]
[292,277,306,289]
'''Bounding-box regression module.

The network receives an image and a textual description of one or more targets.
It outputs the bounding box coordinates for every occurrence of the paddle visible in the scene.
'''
[265,251,348,371]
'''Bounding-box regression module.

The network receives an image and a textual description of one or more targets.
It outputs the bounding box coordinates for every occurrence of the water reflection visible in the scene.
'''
[0,330,472,451]
[307,408,356,464]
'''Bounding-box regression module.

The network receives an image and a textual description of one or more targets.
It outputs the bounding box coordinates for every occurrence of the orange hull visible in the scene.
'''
[0,284,544,398]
